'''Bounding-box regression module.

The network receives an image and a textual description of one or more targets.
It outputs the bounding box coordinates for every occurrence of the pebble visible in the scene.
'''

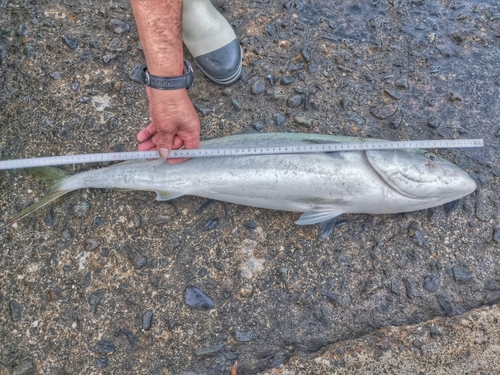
[23,45,35,56]
[292,63,305,71]
[134,253,147,269]
[304,91,311,110]
[484,280,500,291]
[273,90,287,100]
[371,104,397,119]
[287,94,303,108]
[384,88,403,100]
[45,209,54,225]
[430,326,442,337]
[193,344,224,358]
[119,328,139,345]
[267,74,278,86]
[390,280,401,295]
[307,64,319,74]
[95,358,109,369]
[413,230,429,248]
[53,126,70,140]
[423,275,440,292]
[251,79,266,95]
[294,114,313,127]
[279,267,290,284]
[142,310,153,330]
[395,77,410,89]
[252,121,264,131]
[109,37,120,48]
[493,230,500,244]
[280,76,295,85]
[301,47,311,62]
[444,199,460,214]
[402,277,417,299]
[476,200,493,221]
[347,115,365,125]
[453,265,472,282]
[84,238,100,251]
[10,300,23,322]
[12,360,35,375]
[89,289,106,313]
[61,36,78,50]
[235,331,257,342]
[194,102,211,116]
[62,228,74,241]
[427,116,442,129]
[71,78,80,92]
[62,265,72,272]
[108,19,130,34]
[129,63,146,84]
[92,340,115,354]
[81,271,92,288]
[231,99,242,111]
[203,218,219,230]
[437,298,455,316]
[449,91,463,102]
[455,304,467,315]
[272,113,287,126]
[73,201,90,218]
[321,291,340,306]
[183,286,215,310]
[102,53,117,64]
[50,72,62,80]
[92,217,104,228]
[244,220,257,230]
[239,282,253,298]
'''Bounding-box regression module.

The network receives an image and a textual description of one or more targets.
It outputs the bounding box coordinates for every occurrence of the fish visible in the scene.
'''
[1,132,477,237]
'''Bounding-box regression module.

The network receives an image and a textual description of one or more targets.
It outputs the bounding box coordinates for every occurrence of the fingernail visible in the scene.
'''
[159,148,170,159]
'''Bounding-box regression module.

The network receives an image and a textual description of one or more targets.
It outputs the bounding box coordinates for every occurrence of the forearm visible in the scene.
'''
[130,0,184,76]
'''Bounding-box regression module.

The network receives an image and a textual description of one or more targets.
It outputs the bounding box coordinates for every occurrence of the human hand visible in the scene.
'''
[137,87,200,164]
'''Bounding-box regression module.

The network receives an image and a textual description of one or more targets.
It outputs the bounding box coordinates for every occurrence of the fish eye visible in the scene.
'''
[424,152,438,161]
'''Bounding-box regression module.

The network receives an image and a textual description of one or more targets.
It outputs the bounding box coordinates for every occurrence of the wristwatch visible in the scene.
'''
[137,61,194,90]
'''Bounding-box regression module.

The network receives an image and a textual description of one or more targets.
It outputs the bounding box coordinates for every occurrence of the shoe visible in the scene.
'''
[182,0,242,85]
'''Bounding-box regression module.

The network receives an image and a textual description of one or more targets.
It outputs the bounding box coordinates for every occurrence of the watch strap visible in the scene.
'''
[139,61,194,90]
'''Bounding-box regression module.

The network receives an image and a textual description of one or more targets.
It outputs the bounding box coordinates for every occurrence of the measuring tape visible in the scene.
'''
[0,138,484,170]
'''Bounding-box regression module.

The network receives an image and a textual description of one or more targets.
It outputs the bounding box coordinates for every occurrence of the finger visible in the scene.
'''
[156,129,175,159]
[181,131,201,150]
[172,135,184,150]
[167,157,189,165]
[137,123,156,142]
[138,140,157,151]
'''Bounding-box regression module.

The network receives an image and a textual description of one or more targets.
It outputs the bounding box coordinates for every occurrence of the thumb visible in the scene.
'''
[156,129,175,159]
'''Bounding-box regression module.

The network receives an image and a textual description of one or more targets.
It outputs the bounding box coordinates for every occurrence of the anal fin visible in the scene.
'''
[320,217,338,239]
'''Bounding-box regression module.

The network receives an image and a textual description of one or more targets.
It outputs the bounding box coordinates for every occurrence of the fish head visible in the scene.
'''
[365,148,476,204]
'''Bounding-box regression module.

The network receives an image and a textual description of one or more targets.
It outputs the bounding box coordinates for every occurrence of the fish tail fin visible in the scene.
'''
[2,167,73,227]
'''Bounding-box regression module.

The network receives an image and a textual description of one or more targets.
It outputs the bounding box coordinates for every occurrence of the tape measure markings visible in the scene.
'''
[0,138,484,170]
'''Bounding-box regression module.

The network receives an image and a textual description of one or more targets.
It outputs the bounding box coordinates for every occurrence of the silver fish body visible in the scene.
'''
[5,133,476,235]
[58,133,476,235]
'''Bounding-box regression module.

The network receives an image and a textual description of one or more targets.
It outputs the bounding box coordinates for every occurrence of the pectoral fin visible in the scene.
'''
[155,191,184,201]
[295,206,344,225]
[295,205,344,239]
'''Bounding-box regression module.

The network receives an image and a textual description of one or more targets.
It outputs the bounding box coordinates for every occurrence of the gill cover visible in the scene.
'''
[365,149,450,199]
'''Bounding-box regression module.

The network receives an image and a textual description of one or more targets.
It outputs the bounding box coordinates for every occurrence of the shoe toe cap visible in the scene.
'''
[194,39,242,85]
